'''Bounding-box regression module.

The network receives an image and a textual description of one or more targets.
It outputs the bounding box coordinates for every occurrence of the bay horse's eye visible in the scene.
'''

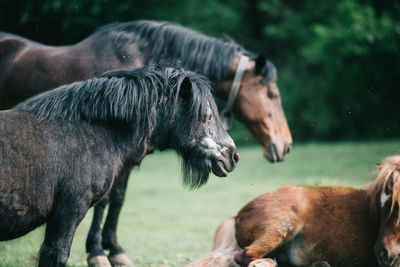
[267,89,277,99]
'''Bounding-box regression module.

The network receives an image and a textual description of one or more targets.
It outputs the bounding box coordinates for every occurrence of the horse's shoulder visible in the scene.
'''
[0,34,32,67]
[0,33,29,50]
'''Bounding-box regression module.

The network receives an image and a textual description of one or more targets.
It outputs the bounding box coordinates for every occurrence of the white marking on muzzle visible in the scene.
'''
[381,192,391,208]
[200,137,227,158]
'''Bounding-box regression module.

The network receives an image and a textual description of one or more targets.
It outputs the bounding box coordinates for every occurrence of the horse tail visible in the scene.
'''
[186,217,241,267]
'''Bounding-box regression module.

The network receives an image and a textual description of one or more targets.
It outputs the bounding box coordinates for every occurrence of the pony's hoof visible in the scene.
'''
[108,253,135,266]
[248,259,276,267]
[88,255,113,267]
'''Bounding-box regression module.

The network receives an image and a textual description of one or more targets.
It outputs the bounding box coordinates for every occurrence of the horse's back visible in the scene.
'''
[0,110,53,240]
[0,32,29,79]
[0,110,119,240]
[0,33,38,109]
[0,33,97,109]
[235,185,377,267]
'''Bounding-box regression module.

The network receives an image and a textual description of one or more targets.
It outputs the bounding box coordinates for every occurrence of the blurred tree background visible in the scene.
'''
[0,0,399,142]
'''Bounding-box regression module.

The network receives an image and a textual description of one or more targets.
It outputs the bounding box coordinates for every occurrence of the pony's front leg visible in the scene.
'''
[87,197,112,267]
[38,200,89,267]
[102,168,135,267]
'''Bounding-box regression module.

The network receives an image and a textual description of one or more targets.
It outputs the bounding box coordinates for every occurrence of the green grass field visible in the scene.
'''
[1,140,399,267]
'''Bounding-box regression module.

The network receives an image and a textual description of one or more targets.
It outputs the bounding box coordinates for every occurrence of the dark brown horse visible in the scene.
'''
[0,20,292,161]
[0,65,238,267]
[188,156,400,267]
[0,20,290,266]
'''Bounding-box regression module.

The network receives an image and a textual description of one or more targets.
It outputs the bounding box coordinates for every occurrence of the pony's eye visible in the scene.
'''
[382,199,393,216]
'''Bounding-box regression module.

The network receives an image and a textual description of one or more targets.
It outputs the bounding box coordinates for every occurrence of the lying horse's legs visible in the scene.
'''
[234,221,299,267]
[38,200,89,267]
[86,197,111,267]
[248,259,276,267]
[234,238,280,266]
[101,168,134,266]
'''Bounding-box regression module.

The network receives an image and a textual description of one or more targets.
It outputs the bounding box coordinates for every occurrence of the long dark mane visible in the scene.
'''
[92,20,276,83]
[14,65,219,188]
[14,65,215,150]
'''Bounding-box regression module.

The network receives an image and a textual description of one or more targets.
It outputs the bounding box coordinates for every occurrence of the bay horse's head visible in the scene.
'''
[159,68,239,189]
[368,156,400,267]
[220,54,292,163]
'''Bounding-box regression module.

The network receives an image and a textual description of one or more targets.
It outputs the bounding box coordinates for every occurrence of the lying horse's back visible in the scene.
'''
[234,185,378,267]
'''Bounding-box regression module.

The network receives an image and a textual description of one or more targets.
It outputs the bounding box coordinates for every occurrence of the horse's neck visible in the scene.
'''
[213,55,253,101]
[78,36,146,77]
[82,32,246,102]
[101,124,151,168]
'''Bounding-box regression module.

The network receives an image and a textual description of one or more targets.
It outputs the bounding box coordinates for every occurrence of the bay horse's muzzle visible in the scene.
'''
[264,141,292,163]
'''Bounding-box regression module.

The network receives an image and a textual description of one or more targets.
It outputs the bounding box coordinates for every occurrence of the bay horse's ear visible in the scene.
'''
[254,53,267,75]
[179,76,193,101]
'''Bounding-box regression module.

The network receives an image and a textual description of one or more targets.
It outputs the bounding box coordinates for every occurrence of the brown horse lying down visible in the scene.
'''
[188,155,400,267]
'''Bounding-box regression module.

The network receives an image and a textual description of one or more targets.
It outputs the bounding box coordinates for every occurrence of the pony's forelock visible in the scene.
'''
[367,155,400,224]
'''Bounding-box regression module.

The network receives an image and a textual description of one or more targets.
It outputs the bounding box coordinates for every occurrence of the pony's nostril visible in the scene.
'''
[232,152,240,164]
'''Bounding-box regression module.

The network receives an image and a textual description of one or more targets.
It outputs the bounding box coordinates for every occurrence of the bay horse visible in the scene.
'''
[0,65,239,267]
[188,155,400,267]
[0,20,290,266]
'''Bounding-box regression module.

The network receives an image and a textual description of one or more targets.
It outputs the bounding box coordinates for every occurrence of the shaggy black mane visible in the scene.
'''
[93,20,276,83]
[14,65,215,147]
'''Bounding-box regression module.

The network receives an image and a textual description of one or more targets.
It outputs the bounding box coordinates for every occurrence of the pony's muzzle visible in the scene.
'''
[225,146,239,171]
[222,147,240,172]
[212,147,239,177]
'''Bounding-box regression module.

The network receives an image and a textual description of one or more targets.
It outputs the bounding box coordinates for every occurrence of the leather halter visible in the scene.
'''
[221,55,249,130]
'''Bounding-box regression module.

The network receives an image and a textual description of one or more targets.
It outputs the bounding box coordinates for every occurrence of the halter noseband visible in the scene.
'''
[221,55,250,130]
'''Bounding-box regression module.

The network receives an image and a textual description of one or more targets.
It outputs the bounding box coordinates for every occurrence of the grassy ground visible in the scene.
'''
[0,140,399,267]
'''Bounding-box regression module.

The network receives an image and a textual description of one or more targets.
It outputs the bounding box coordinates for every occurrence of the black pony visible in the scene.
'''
[0,66,238,267]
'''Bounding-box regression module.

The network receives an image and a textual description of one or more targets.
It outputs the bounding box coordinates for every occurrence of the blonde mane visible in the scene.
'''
[366,155,400,224]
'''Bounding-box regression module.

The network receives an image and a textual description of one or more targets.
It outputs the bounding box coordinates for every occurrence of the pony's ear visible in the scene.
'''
[254,53,267,75]
[179,76,193,101]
